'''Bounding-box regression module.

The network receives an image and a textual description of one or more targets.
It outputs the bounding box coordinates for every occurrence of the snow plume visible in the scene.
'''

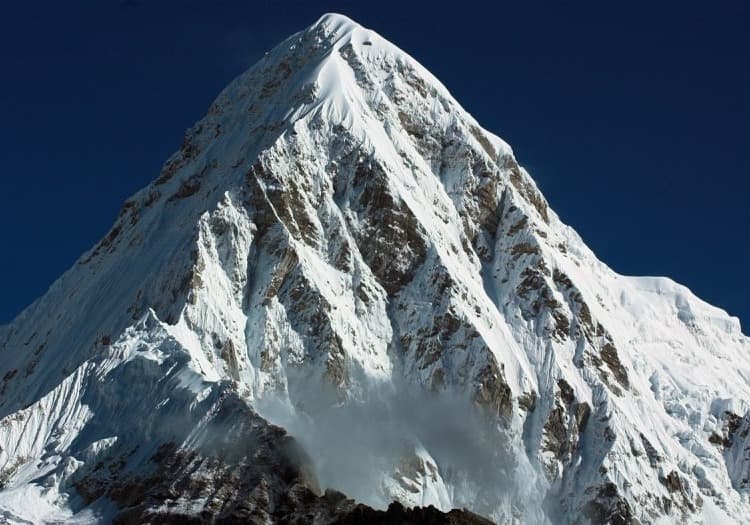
[256,381,550,524]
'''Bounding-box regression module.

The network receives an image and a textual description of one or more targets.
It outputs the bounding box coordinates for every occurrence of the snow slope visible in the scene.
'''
[0,13,748,524]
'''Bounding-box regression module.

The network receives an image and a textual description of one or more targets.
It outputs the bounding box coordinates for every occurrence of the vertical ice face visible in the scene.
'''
[0,12,748,524]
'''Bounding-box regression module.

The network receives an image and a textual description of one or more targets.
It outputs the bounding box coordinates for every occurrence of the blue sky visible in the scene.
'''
[0,1,748,330]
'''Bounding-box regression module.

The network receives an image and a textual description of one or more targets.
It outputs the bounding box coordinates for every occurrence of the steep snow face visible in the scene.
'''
[1,12,749,524]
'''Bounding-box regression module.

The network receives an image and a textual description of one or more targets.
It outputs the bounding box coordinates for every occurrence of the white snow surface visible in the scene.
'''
[0,12,748,524]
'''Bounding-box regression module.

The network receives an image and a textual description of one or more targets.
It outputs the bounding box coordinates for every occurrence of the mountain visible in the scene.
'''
[1,13,748,524]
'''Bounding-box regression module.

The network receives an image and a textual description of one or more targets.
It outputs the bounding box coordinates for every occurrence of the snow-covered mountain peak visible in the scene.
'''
[207,10,507,158]
[311,12,359,37]
[0,13,748,525]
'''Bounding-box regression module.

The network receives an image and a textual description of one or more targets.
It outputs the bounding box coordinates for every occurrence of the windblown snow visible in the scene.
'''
[0,13,748,525]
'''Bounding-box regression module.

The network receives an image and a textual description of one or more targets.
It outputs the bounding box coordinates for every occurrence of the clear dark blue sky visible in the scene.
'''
[1,1,748,330]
